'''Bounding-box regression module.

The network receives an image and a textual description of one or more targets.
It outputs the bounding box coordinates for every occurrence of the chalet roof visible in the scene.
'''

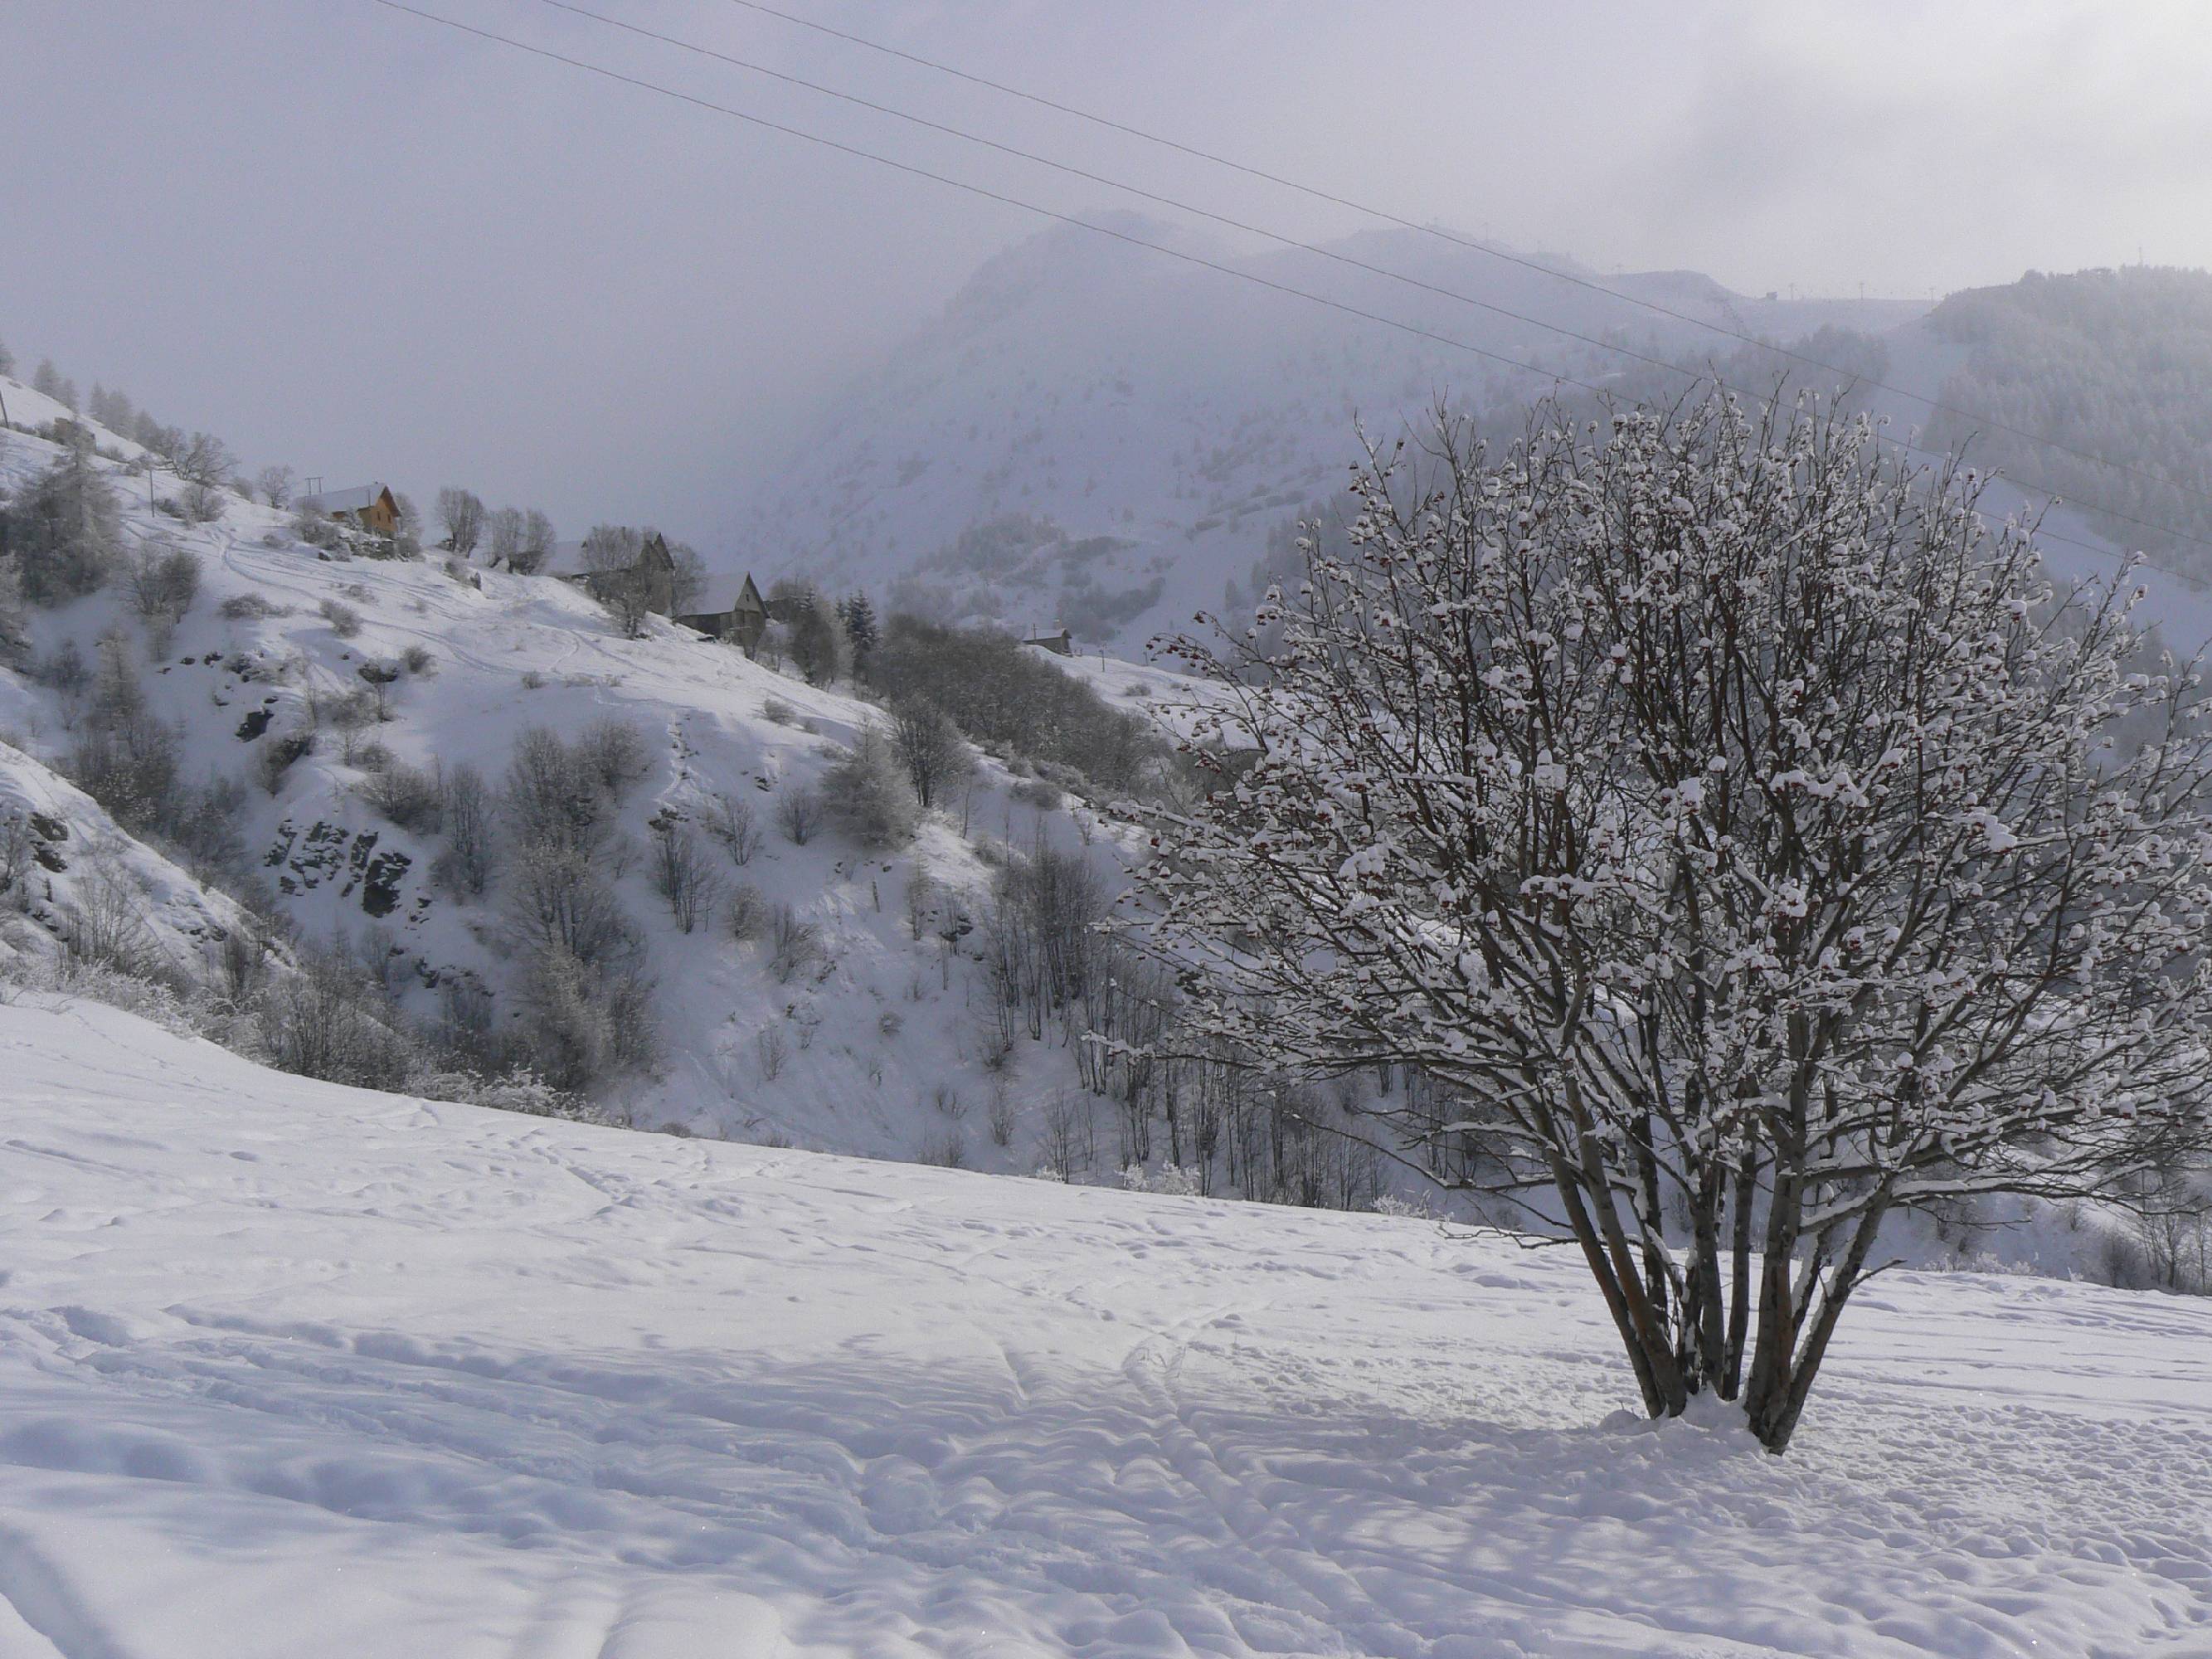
[679,574,766,617]
[541,531,672,579]
[300,483,388,515]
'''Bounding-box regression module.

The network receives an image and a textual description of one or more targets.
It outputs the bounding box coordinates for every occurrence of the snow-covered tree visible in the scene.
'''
[838,591,879,664]
[517,508,556,574]
[437,487,485,557]
[890,697,972,810]
[581,524,650,637]
[486,506,525,566]
[1131,393,2212,1453]
[3,434,122,602]
[169,431,232,489]
[256,465,295,509]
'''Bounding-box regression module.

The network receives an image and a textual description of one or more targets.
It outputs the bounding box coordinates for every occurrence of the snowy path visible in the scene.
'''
[1,1000,2208,1657]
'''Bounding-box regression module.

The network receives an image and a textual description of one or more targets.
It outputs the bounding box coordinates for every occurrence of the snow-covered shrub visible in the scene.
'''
[889,698,974,810]
[69,640,182,834]
[401,644,435,676]
[648,820,721,934]
[761,698,800,727]
[360,761,443,834]
[726,880,766,941]
[34,637,88,693]
[289,506,344,552]
[432,764,495,898]
[318,598,362,638]
[515,940,656,1092]
[255,952,420,1092]
[703,791,761,865]
[255,728,314,795]
[573,718,652,800]
[218,591,283,621]
[503,728,611,854]
[821,728,919,849]
[178,479,226,523]
[506,835,638,971]
[766,902,819,984]
[775,785,822,846]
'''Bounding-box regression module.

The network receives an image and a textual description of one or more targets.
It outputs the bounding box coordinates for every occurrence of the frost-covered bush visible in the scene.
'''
[703,791,762,865]
[69,640,182,834]
[821,728,919,849]
[766,902,819,984]
[573,718,652,798]
[290,506,344,552]
[360,760,444,834]
[726,879,767,941]
[774,785,822,846]
[255,728,314,795]
[319,598,362,638]
[648,820,720,934]
[432,764,495,898]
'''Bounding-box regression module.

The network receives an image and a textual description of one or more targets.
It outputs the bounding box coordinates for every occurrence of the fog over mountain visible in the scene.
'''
[736,215,1926,644]
[5,0,2209,551]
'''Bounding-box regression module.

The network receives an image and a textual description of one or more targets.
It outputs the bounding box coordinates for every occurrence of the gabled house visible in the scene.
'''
[299,483,399,538]
[1022,625,1074,657]
[543,531,678,617]
[677,572,769,654]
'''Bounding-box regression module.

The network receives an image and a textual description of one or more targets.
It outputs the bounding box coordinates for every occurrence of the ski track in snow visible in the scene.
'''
[1,999,2210,1657]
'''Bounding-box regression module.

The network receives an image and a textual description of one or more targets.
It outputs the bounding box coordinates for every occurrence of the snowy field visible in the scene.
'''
[2,997,2210,1658]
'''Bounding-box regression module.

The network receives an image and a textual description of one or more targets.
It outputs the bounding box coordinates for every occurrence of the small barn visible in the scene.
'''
[1023,625,1074,657]
[300,483,399,538]
[677,572,769,654]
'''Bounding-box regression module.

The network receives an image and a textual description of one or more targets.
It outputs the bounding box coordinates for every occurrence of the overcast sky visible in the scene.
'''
[4,0,2206,549]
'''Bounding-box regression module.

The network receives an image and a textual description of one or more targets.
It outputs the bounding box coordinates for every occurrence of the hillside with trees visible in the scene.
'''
[1923,265,2212,567]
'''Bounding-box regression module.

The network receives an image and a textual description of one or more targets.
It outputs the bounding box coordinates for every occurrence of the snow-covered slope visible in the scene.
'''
[2,996,2208,1657]
[0,384,1125,1169]
[0,738,258,985]
[737,219,1923,647]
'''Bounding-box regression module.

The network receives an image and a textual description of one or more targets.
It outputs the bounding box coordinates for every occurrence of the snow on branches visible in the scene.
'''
[1130,391,2212,1452]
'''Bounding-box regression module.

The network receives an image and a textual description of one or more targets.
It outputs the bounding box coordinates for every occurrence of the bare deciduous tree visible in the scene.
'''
[890,698,974,810]
[256,465,296,509]
[437,487,486,558]
[513,508,557,575]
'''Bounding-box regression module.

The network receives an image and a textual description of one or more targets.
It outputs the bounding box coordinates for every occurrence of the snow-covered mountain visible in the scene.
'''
[0,368,1176,1175]
[3,992,2208,1657]
[737,217,1923,645]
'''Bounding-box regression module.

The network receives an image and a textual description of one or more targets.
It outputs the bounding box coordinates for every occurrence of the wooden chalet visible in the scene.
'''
[677,572,769,654]
[544,531,678,616]
[300,482,399,538]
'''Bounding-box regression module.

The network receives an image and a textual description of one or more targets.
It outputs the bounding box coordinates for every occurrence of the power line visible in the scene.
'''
[717,0,2212,518]
[489,0,2212,563]
[366,1,1626,395]
[364,0,2212,578]
[524,0,1696,387]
